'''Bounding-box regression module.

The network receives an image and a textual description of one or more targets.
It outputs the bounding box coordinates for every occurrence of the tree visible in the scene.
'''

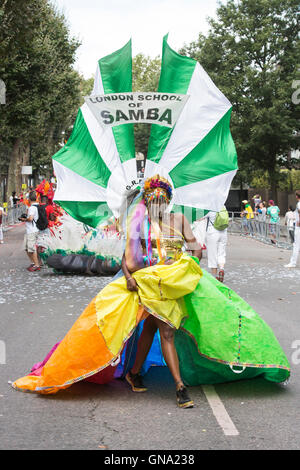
[79,75,94,105]
[132,54,161,156]
[180,0,300,199]
[0,0,81,197]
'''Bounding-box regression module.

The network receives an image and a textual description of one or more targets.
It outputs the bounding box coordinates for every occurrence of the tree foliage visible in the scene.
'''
[251,168,300,192]
[180,0,300,196]
[0,0,81,196]
[132,54,161,156]
[79,76,94,105]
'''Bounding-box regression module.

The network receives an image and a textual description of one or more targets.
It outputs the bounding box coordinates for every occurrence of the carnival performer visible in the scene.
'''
[11,175,290,408]
[122,176,202,408]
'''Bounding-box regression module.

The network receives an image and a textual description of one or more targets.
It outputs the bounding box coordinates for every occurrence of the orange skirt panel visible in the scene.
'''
[13,298,114,394]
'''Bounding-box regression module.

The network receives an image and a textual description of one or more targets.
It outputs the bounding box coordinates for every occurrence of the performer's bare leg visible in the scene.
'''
[155,318,184,390]
[131,315,184,388]
[128,315,193,407]
[131,315,158,375]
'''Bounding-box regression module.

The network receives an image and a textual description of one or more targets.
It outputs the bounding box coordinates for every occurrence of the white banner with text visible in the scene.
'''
[84,92,189,128]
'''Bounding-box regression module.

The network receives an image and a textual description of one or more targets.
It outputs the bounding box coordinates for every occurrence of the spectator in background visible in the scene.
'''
[19,191,40,272]
[205,208,229,282]
[241,200,254,236]
[254,203,260,233]
[14,192,20,206]
[9,191,20,224]
[9,192,14,208]
[285,190,300,268]
[0,205,6,244]
[252,194,262,208]
[255,201,267,236]
[9,191,19,208]
[25,186,34,202]
[285,205,296,243]
[18,192,25,205]
[257,201,267,220]
[36,195,55,265]
[41,195,55,223]
[267,200,280,244]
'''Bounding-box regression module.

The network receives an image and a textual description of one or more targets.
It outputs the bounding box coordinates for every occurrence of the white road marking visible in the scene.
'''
[202,385,239,436]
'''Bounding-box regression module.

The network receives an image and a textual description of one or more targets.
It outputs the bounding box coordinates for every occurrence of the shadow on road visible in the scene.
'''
[33,366,290,404]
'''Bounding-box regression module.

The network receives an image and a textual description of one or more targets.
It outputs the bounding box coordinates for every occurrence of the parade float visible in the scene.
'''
[47,34,237,274]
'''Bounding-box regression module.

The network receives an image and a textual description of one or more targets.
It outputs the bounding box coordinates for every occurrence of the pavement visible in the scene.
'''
[0,224,299,450]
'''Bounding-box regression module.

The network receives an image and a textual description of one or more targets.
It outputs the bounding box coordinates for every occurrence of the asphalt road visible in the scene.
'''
[0,224,299,450]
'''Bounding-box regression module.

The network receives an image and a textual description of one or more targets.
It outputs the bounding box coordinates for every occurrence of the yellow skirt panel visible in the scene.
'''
[96,255,202,355]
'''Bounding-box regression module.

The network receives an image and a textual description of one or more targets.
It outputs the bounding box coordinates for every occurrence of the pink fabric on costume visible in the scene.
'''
[29,341,116,384]
[30,342,61,376]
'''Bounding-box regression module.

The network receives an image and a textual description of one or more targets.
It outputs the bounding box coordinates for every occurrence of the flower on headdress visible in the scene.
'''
[143,174,172,205]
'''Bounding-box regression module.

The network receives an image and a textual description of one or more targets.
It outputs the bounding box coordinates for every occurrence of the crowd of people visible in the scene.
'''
[239,192,300,267]
[8,188,36,209]
[240,195,298,243]
[0,187,38,244]
[240,196,281,242]
[0,181,62,272]
[191,190,300,280]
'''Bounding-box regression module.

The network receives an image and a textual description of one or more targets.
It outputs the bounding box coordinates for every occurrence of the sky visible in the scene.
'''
[53,0,219,78]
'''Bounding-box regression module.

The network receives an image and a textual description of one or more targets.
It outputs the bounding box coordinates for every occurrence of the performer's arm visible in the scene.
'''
[20,207,34,222]
[181,214,202,261]
[122,254,138,292]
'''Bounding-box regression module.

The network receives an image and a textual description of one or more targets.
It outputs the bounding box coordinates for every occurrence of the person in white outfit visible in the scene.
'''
[285,190,300,268]
[19,191,41,272]
[284,205,296,243]
[0,205,6,244]
[205,209,228,282]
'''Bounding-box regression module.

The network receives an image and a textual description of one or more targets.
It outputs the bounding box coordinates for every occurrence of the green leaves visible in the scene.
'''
[180,0,300,193]
[0,0,81,178]
[132,54,161,93]
[132,54,161,156]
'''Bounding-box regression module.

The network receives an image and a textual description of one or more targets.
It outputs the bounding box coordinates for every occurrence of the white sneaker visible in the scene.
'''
[284,263,296,268]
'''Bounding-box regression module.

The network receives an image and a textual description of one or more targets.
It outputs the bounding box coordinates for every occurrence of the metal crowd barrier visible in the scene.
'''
[227,212,293,249]
[1,205,26,229]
